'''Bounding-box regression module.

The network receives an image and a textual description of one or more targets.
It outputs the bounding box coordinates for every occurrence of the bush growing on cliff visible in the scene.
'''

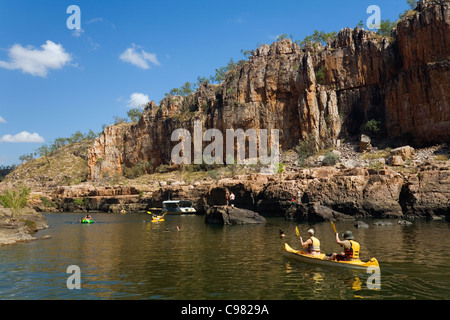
[0,186,31,215]
[399,0,418,19]
[377,19,397,37]
[363,119,384,137]
[276,34,293,41]
[165,82,195,97]
[127,108,144,122]
[297,30,337,48]
[209,59,242,84]
[296,135,317,166]
[156,164,171,173]
[322,151,339,166]
[122,160,155,179]
[73,198,89,207]
[315,66,326,85]
[36,130,98,157]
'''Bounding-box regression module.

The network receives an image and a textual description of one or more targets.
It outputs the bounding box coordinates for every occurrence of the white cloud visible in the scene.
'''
[0,40,72,77]
[87,37,101,51]
[0,131,45,143]
[127,92,149,108]
[72,28,85,37]
[86,17,103,24]
[120,44,160,69]
[0,116,6,124]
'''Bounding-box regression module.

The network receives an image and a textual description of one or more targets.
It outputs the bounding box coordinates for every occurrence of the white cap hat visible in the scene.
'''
[307,229,314,236]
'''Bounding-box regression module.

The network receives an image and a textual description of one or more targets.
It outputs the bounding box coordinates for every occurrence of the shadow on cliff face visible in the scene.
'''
[207,183,256,211]
[208,187,227,206]
[205,183,294,218]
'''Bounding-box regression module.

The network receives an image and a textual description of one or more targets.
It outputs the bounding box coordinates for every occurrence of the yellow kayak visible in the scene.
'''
[151,216,165,223]
[283,243,379,270]
[149,211,166,223]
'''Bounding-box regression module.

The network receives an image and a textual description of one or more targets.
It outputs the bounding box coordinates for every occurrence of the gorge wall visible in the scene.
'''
[88,0,449,180]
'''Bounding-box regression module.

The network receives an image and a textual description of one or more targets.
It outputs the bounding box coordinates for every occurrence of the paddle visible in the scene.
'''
[331,221,337,234]
[327,221,340,259]
[295,226,300,238]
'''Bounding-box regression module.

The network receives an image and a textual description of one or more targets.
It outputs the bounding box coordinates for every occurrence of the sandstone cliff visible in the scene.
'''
[88,0,449,181]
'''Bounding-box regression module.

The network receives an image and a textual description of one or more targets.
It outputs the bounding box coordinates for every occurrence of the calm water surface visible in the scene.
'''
[0,212,449,300]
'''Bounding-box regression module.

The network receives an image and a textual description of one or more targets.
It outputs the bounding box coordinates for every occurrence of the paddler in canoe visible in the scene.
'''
[299,228,321,256]
[328,230,360,261]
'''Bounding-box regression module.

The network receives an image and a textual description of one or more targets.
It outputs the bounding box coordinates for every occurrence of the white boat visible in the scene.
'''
[161,200,197,215]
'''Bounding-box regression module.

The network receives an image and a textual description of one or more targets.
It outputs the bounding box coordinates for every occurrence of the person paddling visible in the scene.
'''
[329,231,360,261]
[79,213,93,223]
[299,229,321,255]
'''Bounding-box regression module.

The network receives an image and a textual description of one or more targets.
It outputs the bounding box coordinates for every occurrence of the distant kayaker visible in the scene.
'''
[79,213,93,223]
[329,231,360,261]
[279,229,286,238]
[300,229,320,255]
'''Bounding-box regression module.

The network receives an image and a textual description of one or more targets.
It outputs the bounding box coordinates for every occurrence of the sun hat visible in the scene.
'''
[342,231,354,240]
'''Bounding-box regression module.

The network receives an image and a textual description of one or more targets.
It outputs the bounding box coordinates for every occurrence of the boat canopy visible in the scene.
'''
[162,200,194,207]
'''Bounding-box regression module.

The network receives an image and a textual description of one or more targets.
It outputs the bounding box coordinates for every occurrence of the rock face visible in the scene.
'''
[399,162,450,218]
[386,0,450,144]
[88,0,450,180]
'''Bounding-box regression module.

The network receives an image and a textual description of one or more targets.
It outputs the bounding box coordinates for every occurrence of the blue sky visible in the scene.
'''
[0,0,410,166]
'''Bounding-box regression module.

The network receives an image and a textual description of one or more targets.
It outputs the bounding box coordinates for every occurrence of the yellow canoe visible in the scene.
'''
[283,243,379,270]
[151,216,165,223]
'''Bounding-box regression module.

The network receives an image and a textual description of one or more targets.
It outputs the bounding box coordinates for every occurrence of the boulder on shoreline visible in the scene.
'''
[205,206,266,225]
[354,221,369,228]
[0,207,49,246]
[296,202,355,221]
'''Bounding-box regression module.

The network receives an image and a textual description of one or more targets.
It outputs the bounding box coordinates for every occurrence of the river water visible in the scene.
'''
[0,212,449,300]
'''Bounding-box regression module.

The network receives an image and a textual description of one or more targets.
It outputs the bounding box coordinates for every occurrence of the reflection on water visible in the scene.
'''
[0,213,449,300]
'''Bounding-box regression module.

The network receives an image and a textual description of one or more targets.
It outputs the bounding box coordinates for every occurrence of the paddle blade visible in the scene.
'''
[295,226,300,237]
[331,221,337,234]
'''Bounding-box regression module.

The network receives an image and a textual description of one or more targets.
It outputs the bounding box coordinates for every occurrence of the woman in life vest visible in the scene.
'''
[330,230,360,261]
[300,229,321,255]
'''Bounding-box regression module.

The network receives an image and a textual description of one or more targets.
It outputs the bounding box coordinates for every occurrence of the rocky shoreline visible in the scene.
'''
[38,143,449,222]
[0,207,50,246]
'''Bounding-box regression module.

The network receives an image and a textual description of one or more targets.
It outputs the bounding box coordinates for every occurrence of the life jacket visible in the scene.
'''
[344,240,360,260]
[309,236,320,253]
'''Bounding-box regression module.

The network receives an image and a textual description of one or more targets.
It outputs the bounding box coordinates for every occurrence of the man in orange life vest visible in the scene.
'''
[329,230,360,261]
